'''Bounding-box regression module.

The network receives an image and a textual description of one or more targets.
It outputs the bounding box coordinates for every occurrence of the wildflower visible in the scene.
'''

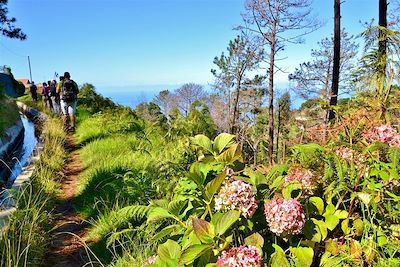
[142,255,157,266]
[363,125,400,148]
[215,180,258,218]
[217,245,263,267]
[264,197,305,236]
[285,167,315,195]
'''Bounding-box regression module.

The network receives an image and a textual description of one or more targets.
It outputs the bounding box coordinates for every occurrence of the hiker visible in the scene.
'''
[42,82,52,109]
[49,80,60,113]
[29,81,38,101]
[58,72,79,131]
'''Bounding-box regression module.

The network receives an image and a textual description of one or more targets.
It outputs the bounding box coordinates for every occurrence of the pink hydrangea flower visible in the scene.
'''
[363,125,400,148]
[215,180,258,218]
[264,197,305,236]
[284,167,315,195]
[336,147,355,160]
[142,255,157,266]
[217,245,263,267]
[336,147,367,167]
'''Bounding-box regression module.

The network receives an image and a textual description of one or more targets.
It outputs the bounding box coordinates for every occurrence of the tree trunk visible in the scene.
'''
[227,85,232,133]
[231,81,241,133]
[327,0,341,123]
[268,34,276,165]
[379,0,387,85]
[276,104,281,162]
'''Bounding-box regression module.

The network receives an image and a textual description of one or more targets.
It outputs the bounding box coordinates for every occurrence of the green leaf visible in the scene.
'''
[282,182,302,199]
[309,196,324,215]
[269,175,284,190]
[151,224,180,243]
[379,170,389,181]
[191,135,212,153]
[158,239,181,261]
[147,207,175,223]
[324,215,339,231]
[325,239,340,255]
[270,244,290,267]
[353,218,364,236]
[244,232,264,248]
[333,209,348,219]
[290,246,314,267]
[305,219,328,242]
[214,210,241,236]
[323,204,335,216]
[215,143,242,163]
[213,133,235,153]
[247,169,267,186]
[386,190,400,201]
[341,219,350,234]
[168,199,188,217]
[357,192,372,206]
[180,244,212,264]
[205,172,226,201]
[192,218,215,244]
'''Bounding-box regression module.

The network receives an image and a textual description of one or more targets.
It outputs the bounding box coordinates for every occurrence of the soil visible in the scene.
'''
[44,135,90,267]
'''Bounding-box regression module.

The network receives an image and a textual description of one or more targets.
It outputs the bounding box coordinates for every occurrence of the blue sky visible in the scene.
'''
[0,0,382,93]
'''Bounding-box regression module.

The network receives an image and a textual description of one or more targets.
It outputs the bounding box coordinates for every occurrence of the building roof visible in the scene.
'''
[16,79,30,87]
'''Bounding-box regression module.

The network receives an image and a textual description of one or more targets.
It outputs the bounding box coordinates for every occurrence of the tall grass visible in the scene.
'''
[0,117,66,267]
[72,109,191,265]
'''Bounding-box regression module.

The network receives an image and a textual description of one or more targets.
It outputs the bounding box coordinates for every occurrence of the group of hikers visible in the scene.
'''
[28,71,79,132]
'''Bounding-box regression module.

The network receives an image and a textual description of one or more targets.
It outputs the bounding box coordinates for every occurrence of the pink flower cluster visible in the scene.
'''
[363,125,400,148]
[336,147,367,167]
[142,255,157,266]
[217,245,263,267]
[285,167,315,195]
[264,197,305,236]
[215,180,258,218]
[336,147,355,160]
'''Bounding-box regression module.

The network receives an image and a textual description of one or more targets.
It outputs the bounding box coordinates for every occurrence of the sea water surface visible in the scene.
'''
[96,85,178,109]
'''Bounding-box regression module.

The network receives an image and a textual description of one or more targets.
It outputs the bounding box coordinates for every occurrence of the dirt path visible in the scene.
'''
[44,135,89,267]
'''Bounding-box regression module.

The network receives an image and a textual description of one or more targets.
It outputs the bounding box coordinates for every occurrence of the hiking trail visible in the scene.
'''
[45,135,90,267]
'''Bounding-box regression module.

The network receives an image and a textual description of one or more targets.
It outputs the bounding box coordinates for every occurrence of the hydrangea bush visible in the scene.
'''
[284,166,315,195]
[264,197,305,235]
[140,132,400,267]
[216,245,262,267]
[215,180,258,218]
[363,124,400,147]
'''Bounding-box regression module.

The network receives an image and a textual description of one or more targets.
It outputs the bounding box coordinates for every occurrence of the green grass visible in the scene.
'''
[0,117,67,267]
[0,97,20,136]
[71,108,191,265]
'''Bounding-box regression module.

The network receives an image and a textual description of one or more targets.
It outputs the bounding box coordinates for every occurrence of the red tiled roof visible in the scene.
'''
[17,79,30,87]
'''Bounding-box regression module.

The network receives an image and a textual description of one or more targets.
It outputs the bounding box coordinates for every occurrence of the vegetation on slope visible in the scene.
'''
[0,117,66,267]
[0,88,19,136]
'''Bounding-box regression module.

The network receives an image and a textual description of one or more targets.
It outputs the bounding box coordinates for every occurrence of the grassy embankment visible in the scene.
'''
[0,115,66,267]
[71,105,191,265]
[0,96,20,136]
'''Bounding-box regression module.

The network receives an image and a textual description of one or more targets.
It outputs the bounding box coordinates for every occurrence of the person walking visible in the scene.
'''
[29,81,38,102]
[42,82,52,109]
[59,72,79,132]
[48,80,60,113]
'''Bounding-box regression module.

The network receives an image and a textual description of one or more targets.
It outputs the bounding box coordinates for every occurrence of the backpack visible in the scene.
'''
[62,80,77,102]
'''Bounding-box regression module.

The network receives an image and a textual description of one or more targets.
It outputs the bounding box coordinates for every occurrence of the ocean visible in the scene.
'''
[96,85,177,109]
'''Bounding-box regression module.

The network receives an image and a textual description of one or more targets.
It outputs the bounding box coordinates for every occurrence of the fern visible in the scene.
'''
[388,147,400,166]
[290,144,325,170]
[86,205,151,241]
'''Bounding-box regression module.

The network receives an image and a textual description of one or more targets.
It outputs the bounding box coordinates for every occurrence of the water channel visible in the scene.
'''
[0,115,37,207]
